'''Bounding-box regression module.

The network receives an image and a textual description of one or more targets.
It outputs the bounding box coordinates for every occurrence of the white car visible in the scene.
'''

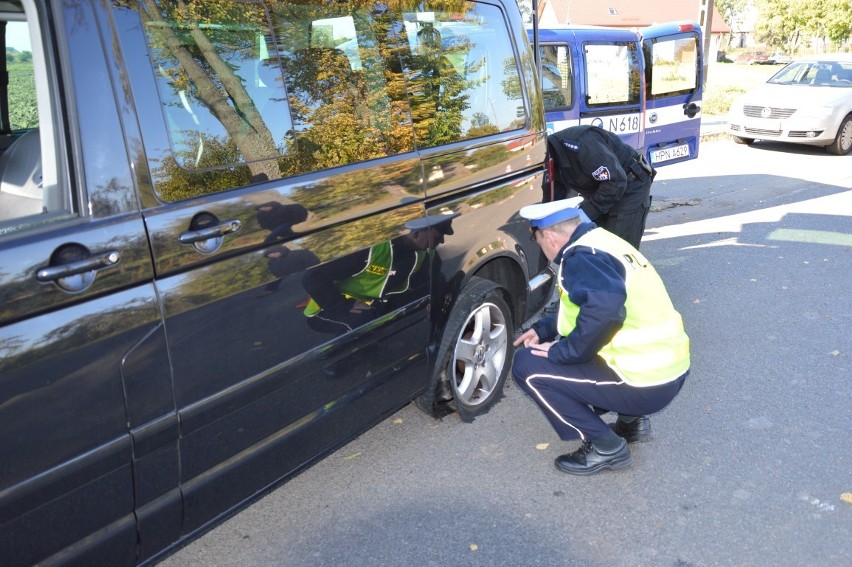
[769,52,793,65]
[727,54,852,155]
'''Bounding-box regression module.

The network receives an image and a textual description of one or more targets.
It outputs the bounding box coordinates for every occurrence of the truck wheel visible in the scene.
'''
[826,114,852,155]
[415,277,513,422]
[733,135,754,145]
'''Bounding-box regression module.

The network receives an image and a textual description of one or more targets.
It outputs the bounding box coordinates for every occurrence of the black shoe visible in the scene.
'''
[613,415,652,443]
[554,439,632,475]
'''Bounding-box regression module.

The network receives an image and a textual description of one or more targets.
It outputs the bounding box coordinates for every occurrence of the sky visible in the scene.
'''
[7,22,31,52]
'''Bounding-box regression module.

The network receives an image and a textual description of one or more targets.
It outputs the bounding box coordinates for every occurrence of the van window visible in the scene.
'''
[401,2,526,149]
[540,44,573,110]
[141,0,413,201]
[648,35,698,98]
[0,4,67,232]
[583,42,640,106]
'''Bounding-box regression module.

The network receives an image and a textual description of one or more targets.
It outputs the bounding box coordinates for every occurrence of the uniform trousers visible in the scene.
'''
[512,347,687,441]
[594,174,652,249]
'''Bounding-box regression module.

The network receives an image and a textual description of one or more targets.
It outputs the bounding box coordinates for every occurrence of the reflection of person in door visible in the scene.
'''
[256,201,318,296]
[302,214,457,334]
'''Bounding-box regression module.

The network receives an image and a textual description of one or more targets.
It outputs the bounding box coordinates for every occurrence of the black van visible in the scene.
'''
[0,0,549,564]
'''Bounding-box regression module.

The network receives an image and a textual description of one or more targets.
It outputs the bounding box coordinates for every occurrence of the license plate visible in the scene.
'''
[743,118,781,131]
[650,144,690,164]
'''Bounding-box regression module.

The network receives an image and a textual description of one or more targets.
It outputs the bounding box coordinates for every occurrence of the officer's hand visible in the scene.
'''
[530,341,556,357]
[513,328,540,348]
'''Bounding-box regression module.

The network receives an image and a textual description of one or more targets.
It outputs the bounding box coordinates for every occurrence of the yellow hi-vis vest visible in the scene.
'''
[303,241,425,317]
[557,228,690,386]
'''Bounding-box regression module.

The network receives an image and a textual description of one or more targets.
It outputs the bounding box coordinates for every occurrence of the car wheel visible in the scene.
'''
[826,114,852,156]
[414,277,513,422]
[733,135,755,145]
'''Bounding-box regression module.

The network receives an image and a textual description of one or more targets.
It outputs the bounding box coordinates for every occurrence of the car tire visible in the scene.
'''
[733,135,755,145]
[826,114,852,156]
[414,277,513,422]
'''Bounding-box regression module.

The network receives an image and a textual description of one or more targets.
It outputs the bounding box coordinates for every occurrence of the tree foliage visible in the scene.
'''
[755,0,851,50]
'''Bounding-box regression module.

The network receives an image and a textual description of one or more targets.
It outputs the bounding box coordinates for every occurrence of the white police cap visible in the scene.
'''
[520,197,586,229]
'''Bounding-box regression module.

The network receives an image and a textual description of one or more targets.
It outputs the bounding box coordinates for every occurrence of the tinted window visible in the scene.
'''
[401,2,526,149]
[583,42,640,106]
[141,0,413,201]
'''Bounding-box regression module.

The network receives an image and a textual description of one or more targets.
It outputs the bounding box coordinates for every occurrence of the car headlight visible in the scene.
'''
[798,105,833,117]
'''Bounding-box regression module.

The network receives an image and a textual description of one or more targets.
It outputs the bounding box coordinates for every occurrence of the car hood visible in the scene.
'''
[738,84,851,107]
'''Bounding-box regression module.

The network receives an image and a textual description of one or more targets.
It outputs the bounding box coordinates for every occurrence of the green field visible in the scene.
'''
[702,61,781,116]
[8,62,38,130]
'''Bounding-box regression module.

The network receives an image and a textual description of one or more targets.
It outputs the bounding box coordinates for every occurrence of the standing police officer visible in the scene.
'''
[544,125,656,248]
[512,200,689,475]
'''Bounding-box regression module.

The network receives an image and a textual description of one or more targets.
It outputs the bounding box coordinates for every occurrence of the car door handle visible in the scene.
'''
[178,219,241,245]
[684,102,701,118]
[36,250,121,282]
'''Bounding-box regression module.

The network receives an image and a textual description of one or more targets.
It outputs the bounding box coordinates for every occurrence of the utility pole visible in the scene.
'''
[698,0,714,89]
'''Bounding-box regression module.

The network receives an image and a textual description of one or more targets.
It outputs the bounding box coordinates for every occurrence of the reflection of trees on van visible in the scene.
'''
[138,0,418,204]
[137,0,281,183]
[0,300,153,373]
[460,144,509,169]
[291,161,421,224]
[276,46,390,172]
[408,26,472,147]
[150,137,252,202]
[259,0,417,176]
[303,208,422,264]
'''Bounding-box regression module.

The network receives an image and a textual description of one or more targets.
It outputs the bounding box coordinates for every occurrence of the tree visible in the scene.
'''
[755,0,851,52]
[754,0,804,50]
[813,0,852,45]
[715,0,748,47]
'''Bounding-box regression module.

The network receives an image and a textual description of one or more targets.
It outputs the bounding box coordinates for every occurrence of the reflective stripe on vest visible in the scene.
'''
[557,228,690,386]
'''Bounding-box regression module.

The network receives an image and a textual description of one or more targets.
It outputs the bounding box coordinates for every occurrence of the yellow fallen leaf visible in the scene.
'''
[841,493,852,504]
[535,443,550,450]
[393,418,404,424]
[469,544,479,551]
[343,452,361,461]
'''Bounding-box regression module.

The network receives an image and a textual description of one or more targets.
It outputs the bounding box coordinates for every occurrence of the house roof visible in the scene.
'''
[541,0,731,33]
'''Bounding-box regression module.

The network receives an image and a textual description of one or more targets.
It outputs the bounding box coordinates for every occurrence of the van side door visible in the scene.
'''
[111,0,432,538]
[642,22,704,166]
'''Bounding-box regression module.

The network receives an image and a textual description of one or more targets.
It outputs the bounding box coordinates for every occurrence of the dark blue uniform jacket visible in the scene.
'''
[531,222,629,365]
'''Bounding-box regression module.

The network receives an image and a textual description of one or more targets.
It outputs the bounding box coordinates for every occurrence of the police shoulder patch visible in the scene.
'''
[592,165,610,181]
[561,140,581,152]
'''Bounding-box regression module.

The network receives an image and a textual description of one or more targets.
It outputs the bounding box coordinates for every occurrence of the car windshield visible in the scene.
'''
[768,61,852,87]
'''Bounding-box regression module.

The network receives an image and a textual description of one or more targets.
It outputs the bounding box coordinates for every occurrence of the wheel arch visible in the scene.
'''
[468,254,528,328]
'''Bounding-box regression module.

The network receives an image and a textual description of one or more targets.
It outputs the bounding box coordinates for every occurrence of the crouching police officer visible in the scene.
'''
[544,125,656,249]
[512,200,689,475]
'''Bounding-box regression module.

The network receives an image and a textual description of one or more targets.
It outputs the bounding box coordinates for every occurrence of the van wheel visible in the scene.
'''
[733,135,754,145]
[415,277,513,422]
[826,114,852,155]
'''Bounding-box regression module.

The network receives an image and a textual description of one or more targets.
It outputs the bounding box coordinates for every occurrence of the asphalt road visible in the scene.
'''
[158,139,852,567]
